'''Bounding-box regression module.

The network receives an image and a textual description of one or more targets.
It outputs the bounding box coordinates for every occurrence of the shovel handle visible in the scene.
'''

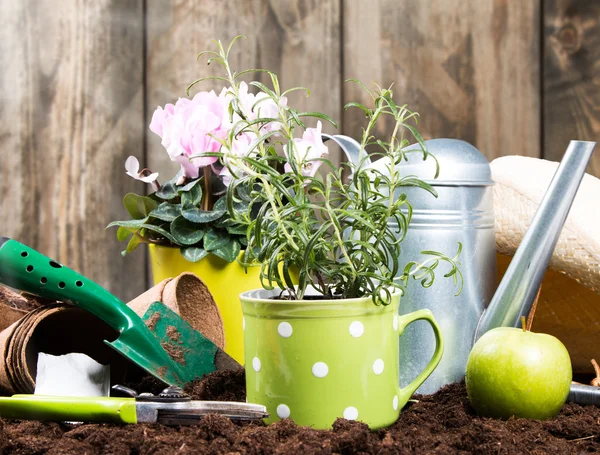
[0,237,133,331]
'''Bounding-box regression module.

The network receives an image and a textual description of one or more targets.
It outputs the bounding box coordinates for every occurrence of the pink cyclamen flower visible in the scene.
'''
[284,121,328,177]
[125,156,159,191]
[149,91,226,179]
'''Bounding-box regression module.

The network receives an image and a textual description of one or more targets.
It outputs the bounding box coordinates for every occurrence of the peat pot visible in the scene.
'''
[149,244,262,364]
[240,289,444,429]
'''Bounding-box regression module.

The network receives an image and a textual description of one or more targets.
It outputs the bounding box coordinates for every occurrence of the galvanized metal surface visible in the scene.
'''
[568,383,600,407]
[395,139,496,394]
[328,136,497,395]
[475,140,596,340]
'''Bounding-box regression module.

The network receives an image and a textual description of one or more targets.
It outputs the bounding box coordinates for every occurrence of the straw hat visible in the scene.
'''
[492,156,600,373]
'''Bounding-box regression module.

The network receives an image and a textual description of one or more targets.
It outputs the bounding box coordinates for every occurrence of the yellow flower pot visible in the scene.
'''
[148,244,261,364]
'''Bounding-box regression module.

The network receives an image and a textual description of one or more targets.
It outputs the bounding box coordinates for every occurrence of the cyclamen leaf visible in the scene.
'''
[170,216,205,245]
[150,203,181,222]
[212,197,227,212]
[181,184,203,208]
[211,239,241,263]
[203,228,229,251]
[123,194,158,219]
[226,224,247,235]
[121,234,144,256]
[180,246,209,263]
[138,224,177,243]
[106,217,150,229]
[116,226,134,242]
[182,208,225,223]
[156,182,178,200]
[178,178,201,193]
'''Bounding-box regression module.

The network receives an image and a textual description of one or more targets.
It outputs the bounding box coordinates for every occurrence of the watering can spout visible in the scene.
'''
[475,140,596,340]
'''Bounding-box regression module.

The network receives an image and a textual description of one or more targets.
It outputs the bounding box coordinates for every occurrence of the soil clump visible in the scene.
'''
[1,371,599,454]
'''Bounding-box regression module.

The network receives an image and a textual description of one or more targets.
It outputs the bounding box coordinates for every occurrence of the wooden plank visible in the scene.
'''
[543,0,600,176]
[145,0,342,179]
[0,0,146,301]
[343,0,541,162]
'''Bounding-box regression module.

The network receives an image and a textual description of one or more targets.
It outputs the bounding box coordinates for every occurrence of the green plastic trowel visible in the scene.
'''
[0,237,240,387]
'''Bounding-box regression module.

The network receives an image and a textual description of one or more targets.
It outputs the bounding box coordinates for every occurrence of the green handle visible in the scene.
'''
[0,237,187,386]
[0,395,138,424]
[397,309,444,402]
[0,237,134,331]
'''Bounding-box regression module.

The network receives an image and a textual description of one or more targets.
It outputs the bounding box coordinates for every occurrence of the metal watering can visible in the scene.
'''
[323,134,595,395]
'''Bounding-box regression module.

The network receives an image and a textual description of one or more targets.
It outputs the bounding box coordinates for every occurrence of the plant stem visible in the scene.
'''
[203,167,212,211]
[591,359,600,387]
[521,316,527,332]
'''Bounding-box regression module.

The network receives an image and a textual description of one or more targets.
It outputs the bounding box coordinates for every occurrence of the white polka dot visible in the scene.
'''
[393,395,399,411]
[343,406,359,420]
[373,359,384,375]
[349,321,364,337]
[393,315,398,331]
[277,404,291,419]
[252,357,261,372]
[312,362,329,378]
[242,317,246,330]
[278,322,293,338]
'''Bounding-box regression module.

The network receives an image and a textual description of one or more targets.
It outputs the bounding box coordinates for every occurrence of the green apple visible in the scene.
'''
[466,326,572,420]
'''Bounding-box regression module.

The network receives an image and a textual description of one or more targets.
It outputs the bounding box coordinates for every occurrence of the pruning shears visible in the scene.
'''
[0,385,268,425]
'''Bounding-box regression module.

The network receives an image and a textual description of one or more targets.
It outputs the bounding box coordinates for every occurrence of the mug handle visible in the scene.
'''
[397,309,444,403]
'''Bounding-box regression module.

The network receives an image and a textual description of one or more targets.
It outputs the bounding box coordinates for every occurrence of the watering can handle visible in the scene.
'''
[397,309,444,402]
[321,134,372,167]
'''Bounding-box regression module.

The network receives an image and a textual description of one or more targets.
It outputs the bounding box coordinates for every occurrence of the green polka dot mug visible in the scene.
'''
[240,288,443,429]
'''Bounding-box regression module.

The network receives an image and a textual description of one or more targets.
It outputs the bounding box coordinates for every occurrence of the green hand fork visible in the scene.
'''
[0,237,186,386]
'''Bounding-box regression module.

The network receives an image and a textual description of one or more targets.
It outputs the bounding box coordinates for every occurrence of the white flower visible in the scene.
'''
[284,121,329,177]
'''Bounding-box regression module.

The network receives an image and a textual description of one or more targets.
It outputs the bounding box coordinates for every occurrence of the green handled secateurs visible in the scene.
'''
[0,385,267,425]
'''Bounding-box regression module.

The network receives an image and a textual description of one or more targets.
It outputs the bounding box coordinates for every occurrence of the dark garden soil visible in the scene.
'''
[1,369,600,454]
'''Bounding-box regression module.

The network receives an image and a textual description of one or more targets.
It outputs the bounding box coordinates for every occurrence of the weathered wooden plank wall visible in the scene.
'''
[544,0,600,175]
[344,0,540,160]
[0,0,147,301]
[1,0,598,298]
[146,0,342,179]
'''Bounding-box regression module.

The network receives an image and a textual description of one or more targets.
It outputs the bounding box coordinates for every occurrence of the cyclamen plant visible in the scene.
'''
[108,41,331,263]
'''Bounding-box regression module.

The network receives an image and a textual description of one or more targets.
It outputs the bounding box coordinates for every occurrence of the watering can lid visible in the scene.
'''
[388,138,493,186]
[323,135,493,186]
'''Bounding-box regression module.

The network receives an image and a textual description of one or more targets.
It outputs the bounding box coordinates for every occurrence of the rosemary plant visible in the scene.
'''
[189,37,463,305]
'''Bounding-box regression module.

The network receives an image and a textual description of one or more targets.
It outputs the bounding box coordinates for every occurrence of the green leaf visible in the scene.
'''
[226,224,247,235]
[182,208,225,223]
[123,194,158,219]
[181,184,203,208]
[116,226,134,242]
[178,178,201,193]
[121,234,144,256]
[106,217,150,229]
[203,228,229,251]
[170,216,205,245]
[149,203,181,222]
[212,197,227,212]
[297,112,338,128]
[138,224,177,243]
[156,182,178,200]
[180,246,209,263]
[211,239,241,263]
